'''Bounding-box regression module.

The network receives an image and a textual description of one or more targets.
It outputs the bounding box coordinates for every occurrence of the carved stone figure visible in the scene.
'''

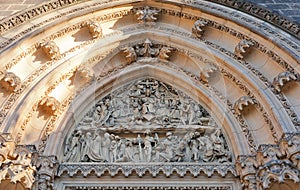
[122,46,137,64]
[272,71,298,92]
[192,19,209,39]
[86,19,103,39]
[136,6,160,23]
[234,40,254,59]
[158,47,173,61]
[40,40,60,60]
[0,71,21,92]
[63,78,231,164]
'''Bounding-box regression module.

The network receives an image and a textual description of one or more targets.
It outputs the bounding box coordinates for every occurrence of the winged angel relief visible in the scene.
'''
[64,79,232,163]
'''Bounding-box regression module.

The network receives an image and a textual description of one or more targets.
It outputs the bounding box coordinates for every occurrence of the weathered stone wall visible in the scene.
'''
[0,0,299,24]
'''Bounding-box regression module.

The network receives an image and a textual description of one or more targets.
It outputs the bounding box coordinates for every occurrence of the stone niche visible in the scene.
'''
[63,78,232,164]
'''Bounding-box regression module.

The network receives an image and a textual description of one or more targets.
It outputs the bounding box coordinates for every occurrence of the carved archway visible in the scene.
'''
[0,0,299,189]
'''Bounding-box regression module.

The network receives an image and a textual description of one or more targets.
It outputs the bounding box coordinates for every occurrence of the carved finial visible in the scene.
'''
[233,96,255,115]
[136,6,160,23]
[192,19,209,39]
[40,40,60,60]
[122,46,137,64]
[0,71,21,92]
[272,71,298,93]
[158,46,173,61]
[86,19,103,39]
[234,40,254,59]
[39,96,60,115]
[200,64,218,83]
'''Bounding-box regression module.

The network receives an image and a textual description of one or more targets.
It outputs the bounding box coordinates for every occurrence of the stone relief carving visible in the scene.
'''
[0,135,36,189]
[38,96,60,116]
[40,40,61,60]
[0,71,21,92]
[86,19,103,39]
[33,155,58,190]
[234,40,254,59]
[233,96,255,115]
[63,78,232,164]
[200,63,218,83]
[122,39,173,63]
[272,71,298,93]
[192,19,209,39]
[135,6,160,23]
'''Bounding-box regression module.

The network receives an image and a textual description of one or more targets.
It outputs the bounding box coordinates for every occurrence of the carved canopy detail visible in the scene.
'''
[63,78,232,164]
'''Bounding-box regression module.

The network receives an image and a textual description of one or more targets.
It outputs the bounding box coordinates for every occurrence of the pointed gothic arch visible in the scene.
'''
[0,0,299,189]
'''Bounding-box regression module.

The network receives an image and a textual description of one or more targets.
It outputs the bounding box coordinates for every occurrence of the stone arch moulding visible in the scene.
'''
[0,0,299,190]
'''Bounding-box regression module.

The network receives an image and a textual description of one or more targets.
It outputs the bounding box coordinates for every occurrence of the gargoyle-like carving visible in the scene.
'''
[272,71,298,92]
[39,96,60,115]
[34,156,58,190]
[234,40,254,59]
[40,40,60,60]
[0,143,36,189]
[200,64,218,83]
[0,71,21,92]
[233,96,255,115]
[86,19,103,39]
[136,6,160,23]
[122,46,137,64]
[192,19,209,39]
[122,39,173,63]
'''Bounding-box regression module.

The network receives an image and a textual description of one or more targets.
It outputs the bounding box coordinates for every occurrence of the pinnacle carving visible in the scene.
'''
[234,40,254,59]
[0,71,21,93]
[40,40,60,60]
[233,96,255,115]
[38,96,60,116]
[86,19,103,39]
[192,19,209,39]
[122,39,173,63]
[272,71,298,93]
[135,6,160,23]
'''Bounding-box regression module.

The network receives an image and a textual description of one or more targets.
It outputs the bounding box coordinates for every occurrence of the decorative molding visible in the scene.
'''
[0,71,21,93]
[40,40,61,60]
[58,162,237,177]
[234,40,254,59]
[85,19,103,39]
[192,19,209,39]
[38,96,60,116]
[272,71,298,93]
[135,6,160,23]
[65,186,233,190]
[233,96,255,116]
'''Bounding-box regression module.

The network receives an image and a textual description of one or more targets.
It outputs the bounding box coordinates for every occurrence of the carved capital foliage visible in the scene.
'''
[236,134,300,189]
[272,71,298,93]
[0,71,21,93]
[234,40,254,59]
[192,19,209,39]
[0,134,36,189]
[40,40,60,60]
[33,155,58,190]
[38,96,60,116]
[233,96,255,115]
[122,39,173,63]
[135,6,160,23]
[85,19,103,39]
